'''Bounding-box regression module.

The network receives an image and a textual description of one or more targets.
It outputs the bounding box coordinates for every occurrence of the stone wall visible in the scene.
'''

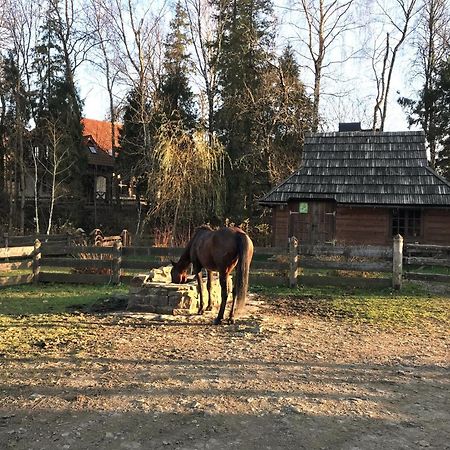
[127,266,225,315]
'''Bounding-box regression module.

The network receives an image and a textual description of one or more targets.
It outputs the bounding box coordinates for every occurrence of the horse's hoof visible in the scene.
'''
[205,305,213,312]
[213,318,222,325]
[227,318,235,325]
[198,309,204,315]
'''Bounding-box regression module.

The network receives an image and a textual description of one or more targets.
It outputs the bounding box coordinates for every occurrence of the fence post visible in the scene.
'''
[392,234,403,290]
[3,233,9,262]
[289,236,299,288]
[112,240,122,285]
[120,229,130,247]
[33,239,41,284]
[93,228,103,246]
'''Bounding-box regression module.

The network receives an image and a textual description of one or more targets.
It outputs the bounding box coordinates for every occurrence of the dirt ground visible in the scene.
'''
[0,295,449,450]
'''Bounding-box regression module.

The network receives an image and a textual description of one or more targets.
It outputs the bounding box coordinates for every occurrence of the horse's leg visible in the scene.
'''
[194,266,205,315]
[205,270,213,311]
[214,272,229,325]
[228,278,237,324]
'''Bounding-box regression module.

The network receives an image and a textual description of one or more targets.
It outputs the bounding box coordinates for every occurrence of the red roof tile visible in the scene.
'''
[82,118,122,152]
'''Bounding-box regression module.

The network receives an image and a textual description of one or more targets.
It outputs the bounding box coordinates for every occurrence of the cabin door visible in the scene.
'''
[289,201,336,245]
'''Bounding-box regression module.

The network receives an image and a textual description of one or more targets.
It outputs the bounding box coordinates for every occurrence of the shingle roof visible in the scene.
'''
[260,130,450,206]
[85,144,115,167]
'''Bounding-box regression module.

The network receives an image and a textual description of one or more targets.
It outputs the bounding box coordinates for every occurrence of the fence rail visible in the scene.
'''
[404,243,450,283]
[1,235,449,289]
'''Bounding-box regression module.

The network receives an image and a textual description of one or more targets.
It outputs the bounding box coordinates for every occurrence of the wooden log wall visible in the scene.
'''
[423,209,450,245]
[335,206,391,245]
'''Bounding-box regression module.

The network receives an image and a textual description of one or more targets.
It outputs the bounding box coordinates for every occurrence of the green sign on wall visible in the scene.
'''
[299,202,309,214]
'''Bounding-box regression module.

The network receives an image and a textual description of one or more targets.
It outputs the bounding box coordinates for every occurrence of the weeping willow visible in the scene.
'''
[147,120,226,237]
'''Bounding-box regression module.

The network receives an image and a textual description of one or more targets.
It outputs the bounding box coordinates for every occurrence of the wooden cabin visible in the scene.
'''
[259,128,450,247]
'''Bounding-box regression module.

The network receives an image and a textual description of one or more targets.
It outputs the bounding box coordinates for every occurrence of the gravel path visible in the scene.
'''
[0,296,448,449]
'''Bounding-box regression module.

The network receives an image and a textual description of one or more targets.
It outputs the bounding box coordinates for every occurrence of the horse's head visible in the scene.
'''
[170,261,188,284]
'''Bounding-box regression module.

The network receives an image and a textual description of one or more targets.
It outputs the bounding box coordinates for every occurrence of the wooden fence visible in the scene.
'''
[1,232,72,248]
[0,241,39,287]
[404,243,450,284]
[0,229,131,248]
[1,235,449,289]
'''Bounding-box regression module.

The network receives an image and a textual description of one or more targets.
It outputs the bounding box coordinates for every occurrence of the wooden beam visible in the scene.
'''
[0,246,34,259]
[40,258,113,269]
[122,247,184,257]
[0,274,34,287]
[404,272,450,283]
[0,261,33,271]
[39,272,112,284]
[300,257,392,273]
[299,245,392,259]
[405,257,450,268]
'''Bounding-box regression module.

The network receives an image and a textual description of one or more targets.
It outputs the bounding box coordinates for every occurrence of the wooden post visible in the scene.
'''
[289,236,299,288]
[120,229,130,247]
[3,233,9,262]
[112,240,122,285]
[33,239,41,284]
[93,228,103,246]
[392,234,403,290]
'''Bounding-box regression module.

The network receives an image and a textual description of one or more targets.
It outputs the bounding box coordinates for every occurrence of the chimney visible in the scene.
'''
[338,122,362,132]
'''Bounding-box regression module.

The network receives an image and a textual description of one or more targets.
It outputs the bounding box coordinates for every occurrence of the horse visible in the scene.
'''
[170,225,254,325]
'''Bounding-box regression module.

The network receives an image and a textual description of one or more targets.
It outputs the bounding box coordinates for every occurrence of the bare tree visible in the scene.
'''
[408,0,450,165]
[107,0,166,108]
[2,0,43,233]
[183,0,224,136]
[89,0,167,235]
[87,0,121,152]
[369,0,421,131]
[40,118,76,234]
[288,0,359,131]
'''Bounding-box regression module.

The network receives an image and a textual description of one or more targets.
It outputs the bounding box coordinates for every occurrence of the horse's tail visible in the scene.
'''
[234,231,254,315]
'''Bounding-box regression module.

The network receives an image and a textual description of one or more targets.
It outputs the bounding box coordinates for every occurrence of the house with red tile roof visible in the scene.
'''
[81,118,122,205]
[81,118,122,154]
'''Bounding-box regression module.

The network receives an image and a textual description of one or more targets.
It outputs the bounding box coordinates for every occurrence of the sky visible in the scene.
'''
[78,0,422,133]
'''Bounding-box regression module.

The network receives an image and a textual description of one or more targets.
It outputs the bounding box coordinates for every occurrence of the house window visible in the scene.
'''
[392,208,422,238]
[96,176,107,200]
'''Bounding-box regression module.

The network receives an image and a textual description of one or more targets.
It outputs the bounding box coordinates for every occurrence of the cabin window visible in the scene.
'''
[392,208,422,238]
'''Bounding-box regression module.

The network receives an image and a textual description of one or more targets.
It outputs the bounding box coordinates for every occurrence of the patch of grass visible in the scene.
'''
[252,282,449,329]
[0,283,128,315]
[0,313,101,355]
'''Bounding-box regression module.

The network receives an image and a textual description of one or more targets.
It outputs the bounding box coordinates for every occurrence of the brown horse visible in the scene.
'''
[171,225,254,325]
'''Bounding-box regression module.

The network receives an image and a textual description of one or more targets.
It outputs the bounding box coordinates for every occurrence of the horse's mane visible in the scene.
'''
[181,225,213,258]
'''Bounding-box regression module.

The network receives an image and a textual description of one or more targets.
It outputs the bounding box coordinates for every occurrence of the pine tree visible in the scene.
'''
[0,53,30,231]
[264,46,314,184]
[213,0,276,220]
[32,4,85,197]
[433,59,450,178]
[400,57,450,179]
[159,1,196,128]
[118,87,153,202]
